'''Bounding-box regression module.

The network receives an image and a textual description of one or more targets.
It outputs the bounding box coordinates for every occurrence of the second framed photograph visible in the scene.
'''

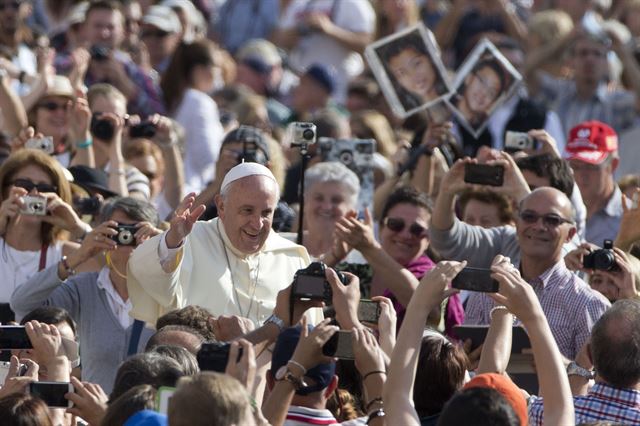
[447,38,522,138]
[365,24,452,119]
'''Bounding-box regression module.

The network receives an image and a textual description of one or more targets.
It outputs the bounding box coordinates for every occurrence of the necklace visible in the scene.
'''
[217,221,261,318]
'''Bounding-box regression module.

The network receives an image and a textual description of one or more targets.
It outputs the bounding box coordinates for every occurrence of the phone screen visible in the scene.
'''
[452,267,499,293]
[29,382,72,408]
[464,164,505,187]
[358,300,380,323]
[323,331,355,360]
[0,326,32,349]
[294,275,326,298]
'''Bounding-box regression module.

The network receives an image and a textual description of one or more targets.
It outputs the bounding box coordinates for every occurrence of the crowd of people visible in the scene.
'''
[1,0,640,425]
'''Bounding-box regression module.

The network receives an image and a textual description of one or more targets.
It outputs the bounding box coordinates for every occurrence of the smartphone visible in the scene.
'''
[452,267,499,293]
[0,326,32,349]
[196,342,243,373]
[322,330,354,360]
[464,164,504,187]
[358,299,381,323]
[0,361,26,383]
[155,386,176,415]
[28,382,73,408]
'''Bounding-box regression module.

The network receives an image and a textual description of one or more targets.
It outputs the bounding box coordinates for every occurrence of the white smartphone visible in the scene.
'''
[156,386,176,414]
[28,382,74,408]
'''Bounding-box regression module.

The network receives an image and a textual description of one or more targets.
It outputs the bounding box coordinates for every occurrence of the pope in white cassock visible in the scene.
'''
[127,163,314,326]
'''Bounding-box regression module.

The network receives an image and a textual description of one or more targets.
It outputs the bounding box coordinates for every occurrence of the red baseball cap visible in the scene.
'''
[565,120,618,165]
[463,373,528,426]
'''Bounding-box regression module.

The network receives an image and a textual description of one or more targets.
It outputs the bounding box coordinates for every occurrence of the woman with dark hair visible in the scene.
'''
[0,393,53,426]
[11,197,162,393]
[453,58,508,129]
[376,30,447,111]
[160,40,224,193]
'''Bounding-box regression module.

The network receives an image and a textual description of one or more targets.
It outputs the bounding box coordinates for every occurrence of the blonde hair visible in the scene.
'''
[87,83,127,109]
[528,10,574,46]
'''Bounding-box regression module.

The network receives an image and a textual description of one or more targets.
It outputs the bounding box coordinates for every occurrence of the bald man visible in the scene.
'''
[431,159,610,359]
[128,163,313,327]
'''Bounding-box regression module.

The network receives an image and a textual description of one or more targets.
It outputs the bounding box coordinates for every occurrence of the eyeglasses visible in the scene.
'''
[0,1,22,11]
[11,178,57,194]
[383,217,428,238]
[518,210,573,227]
[37,101,72,112]
[141,30,170,39]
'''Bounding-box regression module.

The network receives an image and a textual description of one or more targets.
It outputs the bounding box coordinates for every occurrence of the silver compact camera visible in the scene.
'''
[110,224,137,246]
[25,136,55,155]
[21,195,47,216]
[505,131,536,151]
[289,122,317,145]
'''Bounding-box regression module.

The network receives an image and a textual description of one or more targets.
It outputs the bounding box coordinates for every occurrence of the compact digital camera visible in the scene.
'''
[291,262,349,304]
[110,224,137,246]
[505,131,537,151]
[21,195,47,216]
[290,122,317,145]
[583,240,619,271]
[26,137,55,155]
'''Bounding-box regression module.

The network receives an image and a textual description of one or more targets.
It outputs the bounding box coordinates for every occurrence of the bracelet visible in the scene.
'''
[287,360,307,375]
[76,138,93,149]
[365,397,383,412]
[367,408,385,424]
[60,255,76,276]
[489,305,510,320]
[363,370,386,382]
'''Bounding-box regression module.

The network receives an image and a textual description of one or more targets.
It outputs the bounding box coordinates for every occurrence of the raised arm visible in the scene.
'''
[0,72,27,136]
[385,261,466,426]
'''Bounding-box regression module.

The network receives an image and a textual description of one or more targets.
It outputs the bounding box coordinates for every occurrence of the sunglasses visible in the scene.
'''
[141,30,170,39]
[383,217,428,238]
[518,210,573,227]
[38,101,72,112]
[12,178,57,194]
[0,1,21,11]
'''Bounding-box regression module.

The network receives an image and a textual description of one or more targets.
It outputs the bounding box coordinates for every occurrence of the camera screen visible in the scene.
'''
[295,276,326,297]
[358,301,380,323]
[29,382,70,407]
[334,332,355,360]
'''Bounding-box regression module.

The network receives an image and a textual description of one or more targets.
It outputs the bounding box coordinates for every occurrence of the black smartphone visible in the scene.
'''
[357,300,381,323]
[196,342,243,373]
[0,326,32,349]
[464,164,505,187]
[28,382,73,408]
[322,330,354,360]
[452,267,499,293]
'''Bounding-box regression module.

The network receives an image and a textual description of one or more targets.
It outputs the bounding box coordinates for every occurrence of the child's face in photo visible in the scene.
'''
[464,65,502,113]
[388,46,437,100]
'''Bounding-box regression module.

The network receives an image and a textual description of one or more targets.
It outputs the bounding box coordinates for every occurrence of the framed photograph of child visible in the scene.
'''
[365,24,452,119]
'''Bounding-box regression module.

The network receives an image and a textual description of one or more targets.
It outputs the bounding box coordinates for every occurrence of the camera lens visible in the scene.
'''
[302,129,315,140]
[118,230,134,245]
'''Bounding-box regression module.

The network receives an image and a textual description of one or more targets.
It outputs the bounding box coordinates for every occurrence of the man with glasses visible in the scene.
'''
[430,159,610,359]
[565,121,623,245]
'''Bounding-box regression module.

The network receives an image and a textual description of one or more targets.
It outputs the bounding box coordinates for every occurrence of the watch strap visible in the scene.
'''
[567,361,594,379]
[265,313,285,332]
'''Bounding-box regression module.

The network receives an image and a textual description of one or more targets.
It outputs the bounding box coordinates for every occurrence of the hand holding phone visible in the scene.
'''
[452,267,499,293]
[28,382,74,408]
[464,163,505,187]
[357,300,381,324]
[322,330,355,360]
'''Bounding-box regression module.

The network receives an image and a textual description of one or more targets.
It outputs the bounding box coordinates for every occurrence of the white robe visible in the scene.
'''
[127,218,312,325]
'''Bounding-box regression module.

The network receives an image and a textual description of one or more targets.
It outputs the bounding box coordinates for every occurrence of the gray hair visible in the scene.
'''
[591,299,640,389]
[99,197,160,226]
[304,162,360,208]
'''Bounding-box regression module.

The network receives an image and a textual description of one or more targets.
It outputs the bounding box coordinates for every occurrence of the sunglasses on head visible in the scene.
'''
[12,178,57,194]
[37,101,72,112]
[518,210,573,227]
[383,217,428,238]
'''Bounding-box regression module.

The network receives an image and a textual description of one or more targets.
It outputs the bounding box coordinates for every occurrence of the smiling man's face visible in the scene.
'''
[217,175,278,254]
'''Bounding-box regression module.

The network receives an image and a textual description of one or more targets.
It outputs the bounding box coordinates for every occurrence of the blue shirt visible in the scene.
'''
[214,0,280,54]
[586,185,623,245]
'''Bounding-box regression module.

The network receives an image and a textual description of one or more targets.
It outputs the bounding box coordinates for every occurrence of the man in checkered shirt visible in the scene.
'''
[430,158,610,360]
[529,300,640,425]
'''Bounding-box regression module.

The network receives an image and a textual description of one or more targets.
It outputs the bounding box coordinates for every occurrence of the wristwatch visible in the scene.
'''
[275,365,306,390]
[567,361,594,380]
[264,313,285,332]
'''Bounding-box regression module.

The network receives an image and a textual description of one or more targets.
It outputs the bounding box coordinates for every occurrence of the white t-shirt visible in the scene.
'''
[279,0,375,103]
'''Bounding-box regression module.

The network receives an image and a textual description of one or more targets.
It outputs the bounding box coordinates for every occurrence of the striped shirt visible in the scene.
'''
[465,259,610,359]
[285,406,340,426]
[529,383,640,425]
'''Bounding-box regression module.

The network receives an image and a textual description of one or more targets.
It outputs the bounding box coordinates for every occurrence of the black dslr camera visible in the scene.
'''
[291,262,349,304]
[197,342,242,372]
[583,240,619,271]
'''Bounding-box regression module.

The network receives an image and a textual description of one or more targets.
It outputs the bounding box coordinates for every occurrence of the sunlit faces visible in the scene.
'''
[571,38,608,83]
[379,202,431,266]
[90,93,127,117]
[84,8,125,49]
[217,175,279,254]
[465,65,502,113]
[108,209,139,261]
[35,96,73,142]
[10,164,54,224]
[462,199,503,228]
[388,47,437,101]
[589,271,619,302]
[305,181,353,231]
[515,190,575,260]
[569,159,613,203]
